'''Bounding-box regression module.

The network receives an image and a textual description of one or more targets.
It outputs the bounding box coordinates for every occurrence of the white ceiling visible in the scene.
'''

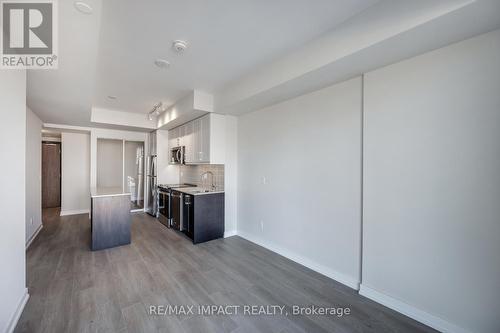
[28,0,378,126]
[27,0,500,129]
[27,0,102,126]
[216,0,500,115]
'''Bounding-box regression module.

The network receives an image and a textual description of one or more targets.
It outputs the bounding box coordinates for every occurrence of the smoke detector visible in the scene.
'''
[74,1,93,14]
[172,40,188,53]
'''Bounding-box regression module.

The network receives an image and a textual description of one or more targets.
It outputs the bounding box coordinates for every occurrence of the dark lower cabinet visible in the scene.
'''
[183,193,224,244]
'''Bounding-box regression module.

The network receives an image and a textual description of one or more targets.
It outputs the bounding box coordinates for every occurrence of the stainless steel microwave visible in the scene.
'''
[170,146,185,165]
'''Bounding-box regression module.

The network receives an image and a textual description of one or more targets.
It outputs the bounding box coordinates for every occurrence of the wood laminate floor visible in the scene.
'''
[15,208,436,333]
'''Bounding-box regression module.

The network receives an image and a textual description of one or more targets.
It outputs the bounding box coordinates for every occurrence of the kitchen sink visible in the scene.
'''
[179,187,223,195]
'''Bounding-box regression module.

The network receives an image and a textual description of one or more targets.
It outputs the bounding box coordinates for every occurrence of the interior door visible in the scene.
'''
[42,142,61,208]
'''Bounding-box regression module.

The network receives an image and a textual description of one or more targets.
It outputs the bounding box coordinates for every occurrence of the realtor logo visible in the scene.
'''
[1,0,58,69]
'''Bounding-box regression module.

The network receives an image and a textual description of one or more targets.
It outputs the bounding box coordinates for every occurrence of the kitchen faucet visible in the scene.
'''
[200,171,216,191]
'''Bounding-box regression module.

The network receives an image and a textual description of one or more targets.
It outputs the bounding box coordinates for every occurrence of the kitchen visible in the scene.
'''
[149,113,227,244]
[87,109,234,251]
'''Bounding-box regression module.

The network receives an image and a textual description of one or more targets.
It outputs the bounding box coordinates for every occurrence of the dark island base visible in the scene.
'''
[91,195,132,251]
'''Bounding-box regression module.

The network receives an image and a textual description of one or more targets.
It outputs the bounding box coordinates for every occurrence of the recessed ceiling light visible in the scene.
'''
[154,59,170,69]
[107,95,117,100]
[172,40,188,53]
[74,1,93,14]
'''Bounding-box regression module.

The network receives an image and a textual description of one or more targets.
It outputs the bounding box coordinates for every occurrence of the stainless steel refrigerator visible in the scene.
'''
[146,155,157,216]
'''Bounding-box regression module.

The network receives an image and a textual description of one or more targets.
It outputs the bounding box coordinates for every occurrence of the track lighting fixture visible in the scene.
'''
[148,102,163,120]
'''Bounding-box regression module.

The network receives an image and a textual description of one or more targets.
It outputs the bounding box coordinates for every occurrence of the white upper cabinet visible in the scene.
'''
[192,117,202,162]
[178,125,185,147]
[168,127,179,149]
[167,113,225,165]
[199,115,210,163]
[183,121,194,163]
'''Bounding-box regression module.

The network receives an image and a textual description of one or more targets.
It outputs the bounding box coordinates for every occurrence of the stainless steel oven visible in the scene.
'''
[157,184,195,230]
[157,187,170,227]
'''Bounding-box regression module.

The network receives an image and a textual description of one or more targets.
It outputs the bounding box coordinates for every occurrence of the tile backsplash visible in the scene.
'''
[180,164,224,190]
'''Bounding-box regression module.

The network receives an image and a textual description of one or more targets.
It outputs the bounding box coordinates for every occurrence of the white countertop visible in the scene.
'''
[90,187,131,198]
[174,187,225,196]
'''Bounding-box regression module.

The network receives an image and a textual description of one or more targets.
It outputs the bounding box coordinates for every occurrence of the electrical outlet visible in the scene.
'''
[260,220,264,231]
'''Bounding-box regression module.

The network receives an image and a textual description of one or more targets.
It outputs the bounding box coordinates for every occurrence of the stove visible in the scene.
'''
[157,184,196,229]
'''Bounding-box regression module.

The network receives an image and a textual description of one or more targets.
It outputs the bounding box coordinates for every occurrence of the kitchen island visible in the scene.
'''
[90,187,132,251]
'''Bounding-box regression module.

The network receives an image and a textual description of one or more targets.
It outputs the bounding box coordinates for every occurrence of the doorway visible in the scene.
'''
[42,142,61,208]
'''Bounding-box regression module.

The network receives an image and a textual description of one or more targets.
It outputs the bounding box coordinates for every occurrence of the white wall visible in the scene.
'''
[61,132,90,216]
[96,139,123,188]
[361,29,500,333]
[91,107,156,130]
[237,77,362,289]
[26,108,42,244]
[224,116,238,236]
[0,70,28,333]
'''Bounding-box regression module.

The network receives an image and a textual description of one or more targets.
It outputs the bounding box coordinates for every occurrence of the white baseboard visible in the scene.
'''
[224,230,237,238]
[359,285,470,333]
[237,231,360,290]
[25,224,43,250]
[6,288,29,333]
[60,209,90,216]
